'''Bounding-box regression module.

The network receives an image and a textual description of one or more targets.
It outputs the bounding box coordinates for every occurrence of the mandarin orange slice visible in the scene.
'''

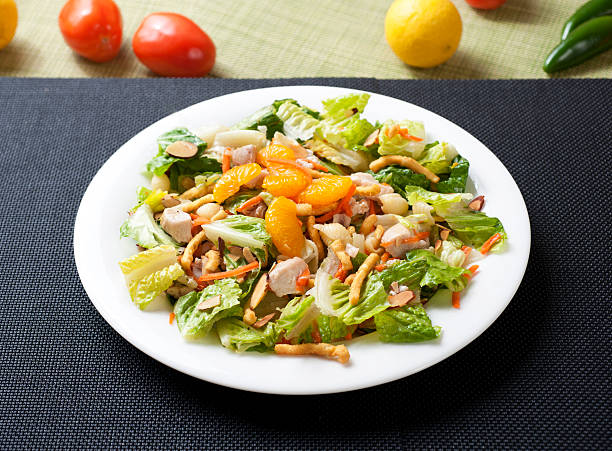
[257,142,295,166]
[297,175,353,206]
[213,163,262,203]
[265,196,305,258]
[262,165,310,198]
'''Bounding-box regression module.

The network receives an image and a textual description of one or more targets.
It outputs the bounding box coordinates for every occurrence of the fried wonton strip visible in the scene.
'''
[369,155,439,183]
[307,216,325,258]
[180,230,207,272]
[349,253,379,306]
[179,194,215,213]
[274,343,350,364]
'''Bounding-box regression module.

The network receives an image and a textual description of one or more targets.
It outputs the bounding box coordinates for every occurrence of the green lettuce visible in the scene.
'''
[174,278,242,339]
[417,142,458,175]
[223,190,261,214]
[321,93,370,120]
[436,156,469,193]
[405,250,469,291]
[120,204,178,249]
[145,128,221,191]
[277,295,318,340]
[316,315,350,343]
[317,116,376,150]
[272,98,321,119]
[202,215,271,250]
[378,120,426,158]
[375,304,441,342]
[305,138,369,171]
[376,259,429,290]
[276,101,320,141]
[128,263,184,309]
[119,244,177,285]
[405,185,472,216]
[371,166,430,195]
[444,212,507,252]
[231,104,284,139]
[133,187,167,213]
[216,317,279,352]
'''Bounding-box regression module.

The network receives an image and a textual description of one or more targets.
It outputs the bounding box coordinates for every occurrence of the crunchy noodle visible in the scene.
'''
[204,249,221,272]
[307,216,325,258]
[349,252,379,305]
[274,343,350,364]
[355,184,381,196]
[179,183,209,200]
[180,230,207,272]
[329,239,352,272]
[360,214,377,236]
[369,155,440,183]
[179,194,215,213]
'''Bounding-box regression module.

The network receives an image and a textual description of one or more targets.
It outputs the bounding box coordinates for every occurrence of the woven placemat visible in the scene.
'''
[1,0,611,79]
[0,78,609,449]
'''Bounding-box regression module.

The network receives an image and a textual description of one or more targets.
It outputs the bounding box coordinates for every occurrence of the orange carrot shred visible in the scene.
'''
[236,195,262,213]
[316,184,356,223]
[222,148,231,173]
[375,264,386,272]
[368,199,375,216]
[397,128,424,141]
[480,233,502,255]
[169,312,175,325]
[344,332,352,340]
[305,160,329,172]
[191,216,211,226]
[334,268,347,282]
[295,268,310,289]
[381,252,390,263]
[468,265,479,274]
[311,320,322,343]
[198,261,259,282]
[452,291,461,309]
[461,245,472,256]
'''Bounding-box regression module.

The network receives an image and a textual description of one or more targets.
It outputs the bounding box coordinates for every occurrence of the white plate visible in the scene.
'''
[74,86,530,395]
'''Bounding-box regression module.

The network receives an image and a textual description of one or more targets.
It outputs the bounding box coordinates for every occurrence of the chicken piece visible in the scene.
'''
[332,214,351,228]
[166,283,195,299]
[268,257,308,297]
[381,223,429,258]
[160,207,192,243]
[242,199,267,219]
[231,144,257,167]
[350,172,378,186]
[191,257,205,280]
[349,198,370,217]
[244,168,268,189]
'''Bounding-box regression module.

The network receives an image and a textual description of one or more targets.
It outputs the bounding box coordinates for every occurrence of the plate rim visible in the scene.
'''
[74,85,531,394]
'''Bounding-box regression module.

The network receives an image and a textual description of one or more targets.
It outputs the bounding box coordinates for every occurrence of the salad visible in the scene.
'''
[119,93,506,364]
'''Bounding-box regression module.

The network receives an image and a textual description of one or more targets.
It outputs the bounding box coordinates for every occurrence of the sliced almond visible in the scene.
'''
[434,239,442,252]
[249,274,268,309]
[388,290,415,307]
[390,281,400,293]
[468,195,485,211]
[363,129,380,147]
[253,313,275,328]
[197,294,221,310]
[243,247,256,263]
[166,141,198,158]
[440,229,450,240]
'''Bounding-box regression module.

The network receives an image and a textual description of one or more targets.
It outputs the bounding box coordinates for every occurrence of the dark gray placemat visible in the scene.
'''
[0,78,610,450]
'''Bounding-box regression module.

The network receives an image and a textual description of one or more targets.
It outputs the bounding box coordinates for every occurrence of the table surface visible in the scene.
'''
[1,0,611,79]
[0,78,609,449]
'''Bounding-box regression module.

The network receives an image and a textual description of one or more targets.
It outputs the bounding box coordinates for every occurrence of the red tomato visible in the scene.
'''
[58,0,122,63]
[132,13,216,77]
[465,0,507,9]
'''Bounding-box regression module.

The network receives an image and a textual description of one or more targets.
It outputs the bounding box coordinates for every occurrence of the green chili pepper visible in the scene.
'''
[544,15,612,73]
[561,0,612,40]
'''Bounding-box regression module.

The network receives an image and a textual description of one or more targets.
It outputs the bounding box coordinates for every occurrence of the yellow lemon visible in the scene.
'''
[385,0,462,68]
[0,0,18,50]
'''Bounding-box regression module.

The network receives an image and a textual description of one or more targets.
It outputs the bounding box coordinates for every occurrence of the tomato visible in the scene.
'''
[132,13,216,77]
[465,0,506,9]
[58,0,122,63]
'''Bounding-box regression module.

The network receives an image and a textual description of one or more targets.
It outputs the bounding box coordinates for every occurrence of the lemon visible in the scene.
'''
[0,0,18,50]
[385,0,462,68]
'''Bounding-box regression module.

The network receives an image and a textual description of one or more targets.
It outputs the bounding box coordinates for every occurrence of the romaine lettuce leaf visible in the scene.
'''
[371,166,430,195]
[202,215,271,250]
[376,259,429,290]
[216,317,279,352]
[405,250,469,291]
[416,142,458,175]
[375,304,441,342]
[305,138,369,171]
[314,264,389,325]
[316,315,350,343]
[277,295,319,340]
[223,190,261,214]
[145,128,221,191]
[272,99,321,119]
[317,116,376,149]
[119,244,177,286]
[276,101,320,141]
[231,104,284,139]
[405,185,472,216]
[321,93,370,120]
[436,239,466,268]
[378,120,426,158]
[444,212,507,252]
[436,156,469,193]
[119,204,178,249]
[174,278,242,338]
[133,187,167,213]
[128,263,184,309]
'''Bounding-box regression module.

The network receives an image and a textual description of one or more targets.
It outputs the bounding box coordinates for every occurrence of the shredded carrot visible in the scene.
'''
[305,160,329,172]
[398,128,424,141]
[480,233,502,255]
[383,231,430,247]
[311,320,322,343]
[222,148,231,173]
[191,216,211,226]
[375,264,386,272]
[461,245,472,256]
[169,312,175,325]
[451,162,458,169]
[198,261,259,282]
[334,268,347,282]
[452,291,461,309]
[468,264,479,274]
[344,332,353,340]
[236,195,262,213]
[368,199,375,216]
[341,184,356,216]
[295,268,310,289]
[266,158,313,184]
[381,252,390,263]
